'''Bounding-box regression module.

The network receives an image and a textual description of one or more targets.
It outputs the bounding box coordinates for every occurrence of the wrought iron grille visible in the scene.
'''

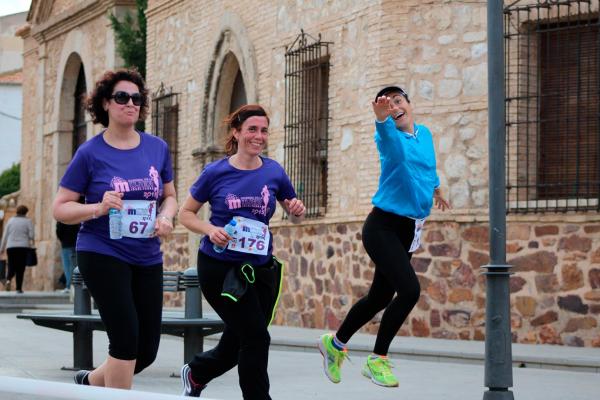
[505,0,600,212]
[152,83,179,181]
[284,30,331,218]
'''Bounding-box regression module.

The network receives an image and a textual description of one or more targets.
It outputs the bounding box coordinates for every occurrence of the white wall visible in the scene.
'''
[0,11,26,74]
[0,84,22,171]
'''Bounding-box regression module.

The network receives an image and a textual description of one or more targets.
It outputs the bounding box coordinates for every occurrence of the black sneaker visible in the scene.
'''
[181,364,205,397]
[74,370,90,385]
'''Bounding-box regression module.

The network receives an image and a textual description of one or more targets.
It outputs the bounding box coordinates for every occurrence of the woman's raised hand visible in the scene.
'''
[372,96,392,121]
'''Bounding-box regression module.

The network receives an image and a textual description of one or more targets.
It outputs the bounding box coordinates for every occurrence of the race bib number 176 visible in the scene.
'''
[227,217,270,256]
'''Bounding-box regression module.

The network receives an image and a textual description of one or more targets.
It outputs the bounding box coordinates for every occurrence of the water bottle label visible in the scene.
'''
[226,217,270,256]
[120,200,157,238]
[409,218,426,253]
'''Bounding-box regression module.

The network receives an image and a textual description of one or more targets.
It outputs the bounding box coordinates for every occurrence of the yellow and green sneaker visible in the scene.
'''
[318,333,348,383]
[361,355,399,387]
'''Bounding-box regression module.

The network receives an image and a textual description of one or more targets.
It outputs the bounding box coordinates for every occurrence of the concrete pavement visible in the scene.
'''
[0,309,598,399]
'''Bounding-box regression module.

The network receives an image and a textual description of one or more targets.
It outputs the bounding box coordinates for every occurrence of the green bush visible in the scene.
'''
[109,0,147,77]
[0,163,20,198]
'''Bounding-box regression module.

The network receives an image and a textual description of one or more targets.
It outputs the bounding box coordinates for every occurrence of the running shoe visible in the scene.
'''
[318,333,348,383]
[73,370,90,385]
[181,364,206,397]
[361,355,399,387]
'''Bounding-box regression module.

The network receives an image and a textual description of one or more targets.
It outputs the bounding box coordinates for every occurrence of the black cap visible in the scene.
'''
[374,86,410,103]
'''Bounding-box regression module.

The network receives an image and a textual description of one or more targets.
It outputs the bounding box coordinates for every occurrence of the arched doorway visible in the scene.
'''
[212,52,247,146]
[230,68,247,114]
[72,64,87,155]
[199,18,258,164]
[58,52,88,165]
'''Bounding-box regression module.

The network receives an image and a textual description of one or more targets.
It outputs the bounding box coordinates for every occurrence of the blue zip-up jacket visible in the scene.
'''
[372,116,440,219]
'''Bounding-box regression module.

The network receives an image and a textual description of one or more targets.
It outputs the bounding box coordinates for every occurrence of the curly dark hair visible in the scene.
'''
[223,104,270,156]
[86,68,149,127]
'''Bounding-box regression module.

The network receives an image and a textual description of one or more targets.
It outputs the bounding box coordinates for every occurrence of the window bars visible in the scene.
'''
[284,30,331,218]
[152,83,179,181]
[505,0,600,212]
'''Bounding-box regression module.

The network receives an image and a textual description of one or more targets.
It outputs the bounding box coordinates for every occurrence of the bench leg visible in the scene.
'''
[184,327,204,364]
[68,323,94,371]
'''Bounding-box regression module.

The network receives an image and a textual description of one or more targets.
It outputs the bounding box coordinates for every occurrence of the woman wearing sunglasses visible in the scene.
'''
[52,69,177,390]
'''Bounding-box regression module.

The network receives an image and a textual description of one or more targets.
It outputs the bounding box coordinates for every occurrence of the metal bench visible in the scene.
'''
[17,267,224,371]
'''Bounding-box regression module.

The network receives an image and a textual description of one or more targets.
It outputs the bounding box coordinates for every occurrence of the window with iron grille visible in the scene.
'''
[284,31,331,218]
[505,0,599,212]
[152,83,179,181]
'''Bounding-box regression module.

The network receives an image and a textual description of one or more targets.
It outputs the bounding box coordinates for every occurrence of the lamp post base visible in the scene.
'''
[483,389,515,400]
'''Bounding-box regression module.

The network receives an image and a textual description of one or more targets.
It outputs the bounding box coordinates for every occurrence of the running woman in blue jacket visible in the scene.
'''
[319,86,450,387]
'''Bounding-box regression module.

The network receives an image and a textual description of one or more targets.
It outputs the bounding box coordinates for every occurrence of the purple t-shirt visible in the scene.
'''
[60,131,173,266]
[190,156,296,265]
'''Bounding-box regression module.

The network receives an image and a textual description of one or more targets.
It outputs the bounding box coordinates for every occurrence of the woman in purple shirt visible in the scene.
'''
[178,105,305,399]
[52,69,178,390]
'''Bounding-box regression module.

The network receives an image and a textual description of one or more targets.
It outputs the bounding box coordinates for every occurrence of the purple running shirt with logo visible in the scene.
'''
[190,156,296,265]
[60,131,173,266]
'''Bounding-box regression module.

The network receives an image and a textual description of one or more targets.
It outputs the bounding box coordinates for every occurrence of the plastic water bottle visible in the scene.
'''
[108,208,122,240]
[213,219,237,253]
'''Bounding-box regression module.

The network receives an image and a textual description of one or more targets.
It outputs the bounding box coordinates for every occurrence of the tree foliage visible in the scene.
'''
[109,0,147,77]
[0,163,20,198]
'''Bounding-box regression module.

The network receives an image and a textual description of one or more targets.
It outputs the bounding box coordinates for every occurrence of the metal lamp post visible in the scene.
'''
[483,1,514,399]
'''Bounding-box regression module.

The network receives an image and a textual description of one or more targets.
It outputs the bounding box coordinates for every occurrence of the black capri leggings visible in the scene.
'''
[336,207,421,356]
[188,251,276,400]
[77,251,163,374]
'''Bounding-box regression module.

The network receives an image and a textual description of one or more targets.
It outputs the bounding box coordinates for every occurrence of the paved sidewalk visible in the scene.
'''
[253,324,600,373]
[0,312,598,399]
[5,292,599,372]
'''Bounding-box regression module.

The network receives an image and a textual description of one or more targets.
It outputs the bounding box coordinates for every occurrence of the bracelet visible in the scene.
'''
[91,203,99,220]
[159,215,173,224]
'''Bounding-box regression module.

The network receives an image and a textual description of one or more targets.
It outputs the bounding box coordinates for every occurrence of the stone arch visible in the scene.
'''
[58,52,84,137]
[52,29,95,186]
[53,29,94,140]
[53,51,87,182]
[212,52,247,143]
[200,11,257,160]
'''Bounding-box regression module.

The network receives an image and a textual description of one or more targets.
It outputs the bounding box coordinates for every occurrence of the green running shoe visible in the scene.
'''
[361,355,399,387]
[318,333,348,383]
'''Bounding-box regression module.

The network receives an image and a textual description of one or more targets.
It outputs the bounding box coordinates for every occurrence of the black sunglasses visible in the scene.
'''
[110,91,143,106]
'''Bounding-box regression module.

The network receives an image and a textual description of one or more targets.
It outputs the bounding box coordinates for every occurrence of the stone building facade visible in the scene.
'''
[18,0,600,347]
[16,0,136,289]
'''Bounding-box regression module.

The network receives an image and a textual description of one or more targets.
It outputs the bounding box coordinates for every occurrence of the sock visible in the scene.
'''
[370,354,387,360]
[188,370,203,388]
[332,335,346,351]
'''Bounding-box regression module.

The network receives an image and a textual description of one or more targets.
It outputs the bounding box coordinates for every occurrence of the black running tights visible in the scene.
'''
[336,207,421,356]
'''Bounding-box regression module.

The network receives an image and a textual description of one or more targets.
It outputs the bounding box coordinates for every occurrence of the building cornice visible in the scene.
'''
[145,0,185,19]
[15,23,31,38]
[30,0,135,44]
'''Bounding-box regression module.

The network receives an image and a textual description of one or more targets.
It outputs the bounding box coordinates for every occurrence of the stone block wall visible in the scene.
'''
[267,217,600,347]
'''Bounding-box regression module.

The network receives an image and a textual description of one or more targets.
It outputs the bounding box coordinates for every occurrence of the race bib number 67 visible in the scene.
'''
[121,200,157,238]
